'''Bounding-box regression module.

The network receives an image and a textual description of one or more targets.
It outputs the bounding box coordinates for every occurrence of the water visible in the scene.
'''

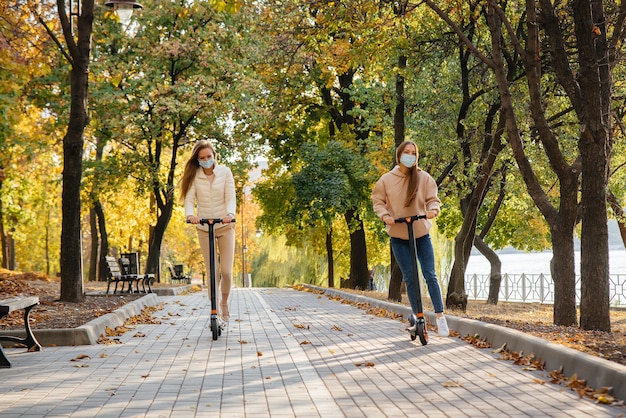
[466,249,626,275]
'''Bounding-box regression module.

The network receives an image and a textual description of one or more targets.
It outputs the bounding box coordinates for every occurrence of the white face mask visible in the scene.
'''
[198,159,214,169]
[399,154,416,168]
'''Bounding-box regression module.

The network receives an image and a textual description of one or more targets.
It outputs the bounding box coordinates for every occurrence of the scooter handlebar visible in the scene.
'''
[393,215,427,224]
[186,218,236,225]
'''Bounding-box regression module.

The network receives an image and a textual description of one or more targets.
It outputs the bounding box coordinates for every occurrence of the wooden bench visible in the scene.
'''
[104,256,134,294]
[119,255,155,294]
[168,265,191,284]
[0,296,42,368]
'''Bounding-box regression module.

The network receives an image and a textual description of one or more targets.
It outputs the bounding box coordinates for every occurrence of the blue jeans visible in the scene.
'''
[391,234,444,314]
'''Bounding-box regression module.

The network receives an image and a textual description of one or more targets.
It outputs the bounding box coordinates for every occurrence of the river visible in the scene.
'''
[466,249,626,275]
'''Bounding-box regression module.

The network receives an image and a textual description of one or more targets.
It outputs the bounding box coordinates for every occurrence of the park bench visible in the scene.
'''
[119,253,155,294]
[0,296,42,368]
[168,265,191,284]
[104,256,134,294]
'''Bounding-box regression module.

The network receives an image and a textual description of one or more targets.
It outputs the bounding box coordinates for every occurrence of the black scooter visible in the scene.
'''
[394,215,429,345]
[189,218,235,341]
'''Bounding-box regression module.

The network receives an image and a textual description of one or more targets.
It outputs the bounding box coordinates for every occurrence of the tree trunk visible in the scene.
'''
[89,208,98,282]
[58,0,95,303]
[573,0,612,332]
[550,226,578,326]
[446,249,469,310]
[579,132,611,331]
[0,176,6,269]
[326,229,334,288]
[60,113,85,302]
[474,236,502,304]
[145,189,174,276]
[488,0,578,326]
[445,21,505,311]
[344,208,369,290]
[94,201,108,281]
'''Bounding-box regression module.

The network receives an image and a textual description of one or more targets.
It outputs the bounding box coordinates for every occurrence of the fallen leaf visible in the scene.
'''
[355,362,375,368]
[491,343,507,353]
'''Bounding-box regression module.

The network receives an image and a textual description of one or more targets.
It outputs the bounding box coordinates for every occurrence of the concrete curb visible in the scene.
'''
[0,285,197,349]
[307,285,626,402]
[0,293,160,347]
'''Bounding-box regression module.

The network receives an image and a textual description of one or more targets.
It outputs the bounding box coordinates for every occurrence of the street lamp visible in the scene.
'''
[241,184,247,287]
[105,0,143,26]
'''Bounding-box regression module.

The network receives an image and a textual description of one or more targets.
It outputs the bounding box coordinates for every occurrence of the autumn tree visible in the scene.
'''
[424,0,625,330]
[90,0,261,277]
[1,2,61,274]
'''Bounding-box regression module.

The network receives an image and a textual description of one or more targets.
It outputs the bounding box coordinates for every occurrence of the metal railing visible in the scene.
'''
[464,273,626,307]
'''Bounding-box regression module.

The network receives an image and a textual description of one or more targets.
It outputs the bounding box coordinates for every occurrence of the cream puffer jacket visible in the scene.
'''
[184,164,236,232]
[371,165,441,240]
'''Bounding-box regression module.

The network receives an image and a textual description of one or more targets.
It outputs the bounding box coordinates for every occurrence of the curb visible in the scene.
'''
[0,293,160,347]
[1,285,196,348]
[307,285,626,402]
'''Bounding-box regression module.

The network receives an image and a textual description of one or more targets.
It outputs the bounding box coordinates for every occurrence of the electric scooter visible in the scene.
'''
[190,218,235,341]
[395,215,429,345]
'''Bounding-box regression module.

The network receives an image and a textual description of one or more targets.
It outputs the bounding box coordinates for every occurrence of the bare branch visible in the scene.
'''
[420,0,496,69]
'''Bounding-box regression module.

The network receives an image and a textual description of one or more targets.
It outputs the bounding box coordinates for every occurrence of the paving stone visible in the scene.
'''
[0,287,620,417]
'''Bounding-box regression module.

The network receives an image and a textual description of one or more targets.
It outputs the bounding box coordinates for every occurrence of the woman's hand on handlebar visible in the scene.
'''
[384,217,395,226]
[186,215,199,224]
[222,214,234,224]
[426,211,437,219]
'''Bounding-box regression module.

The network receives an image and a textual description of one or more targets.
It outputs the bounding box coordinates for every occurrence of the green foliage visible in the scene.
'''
[249,233,328,287]
[289,141,377,229]
[7,0,625,288]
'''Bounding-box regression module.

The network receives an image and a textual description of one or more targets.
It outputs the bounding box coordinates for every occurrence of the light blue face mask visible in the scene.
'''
[198,159,214,169]
[399,154,416,168]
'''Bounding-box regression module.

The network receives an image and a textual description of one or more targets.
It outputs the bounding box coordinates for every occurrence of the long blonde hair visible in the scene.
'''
[395,140,419,207]
[180,140,216,201]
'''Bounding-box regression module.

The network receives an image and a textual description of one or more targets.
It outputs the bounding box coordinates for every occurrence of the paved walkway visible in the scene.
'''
[0,287,621,417]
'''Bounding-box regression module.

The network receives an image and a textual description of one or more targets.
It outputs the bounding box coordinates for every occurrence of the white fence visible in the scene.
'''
[465,273,626,307]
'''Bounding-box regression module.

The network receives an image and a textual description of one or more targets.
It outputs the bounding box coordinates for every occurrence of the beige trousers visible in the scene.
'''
[197,224,235,303]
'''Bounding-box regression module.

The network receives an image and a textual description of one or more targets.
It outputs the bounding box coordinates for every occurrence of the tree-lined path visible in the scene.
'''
[0,288,617,417]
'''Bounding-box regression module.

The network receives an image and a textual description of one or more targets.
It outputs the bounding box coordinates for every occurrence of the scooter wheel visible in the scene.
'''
[408,314,417,341]
[211,318,219,340]
[417,321,428,346]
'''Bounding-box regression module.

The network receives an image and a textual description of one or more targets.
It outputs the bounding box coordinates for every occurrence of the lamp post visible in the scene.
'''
[241,183,247,287]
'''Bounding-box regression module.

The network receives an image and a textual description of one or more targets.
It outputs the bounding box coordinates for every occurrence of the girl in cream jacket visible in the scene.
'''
[181,140,236,322]
[372,140,449,337]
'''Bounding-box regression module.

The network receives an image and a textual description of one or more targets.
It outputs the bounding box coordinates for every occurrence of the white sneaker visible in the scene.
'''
[406,324,417,332]
[436,316,449,337]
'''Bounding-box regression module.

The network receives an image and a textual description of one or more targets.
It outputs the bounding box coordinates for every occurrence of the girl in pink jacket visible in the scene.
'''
[372,140,449,337]
[181,140,236,322]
